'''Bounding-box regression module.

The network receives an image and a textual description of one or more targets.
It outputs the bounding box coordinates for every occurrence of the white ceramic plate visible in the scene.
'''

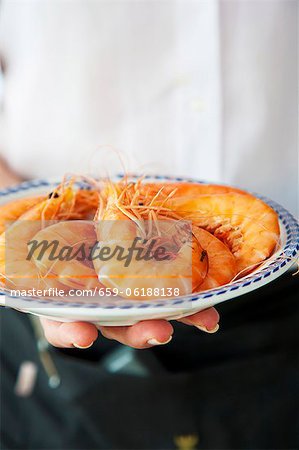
[0,176,298,326]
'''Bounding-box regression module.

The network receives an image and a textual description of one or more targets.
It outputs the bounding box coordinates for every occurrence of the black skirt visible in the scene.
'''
[1,270,298,450]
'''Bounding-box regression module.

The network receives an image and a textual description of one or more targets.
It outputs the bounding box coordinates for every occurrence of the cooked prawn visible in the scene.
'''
[0,196,45,234]
[0,188,99,233]
[94,223,208,299]
[31,221,104,290]
[99,178,279,275]
[166,193,280,273]
[94,189,208,298]
[0,183,100,291]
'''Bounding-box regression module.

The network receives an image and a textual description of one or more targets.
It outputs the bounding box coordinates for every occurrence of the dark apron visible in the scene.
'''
[1,270,298,450]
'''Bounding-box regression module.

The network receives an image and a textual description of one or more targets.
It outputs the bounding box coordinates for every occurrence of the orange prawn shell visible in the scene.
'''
[0,187,100,291]
[100,180,247,207]
[31,221,104,291]
[193,227,237,291]
[166,192,280,272]
[0,196,45,235]
[102,179,280,273]
[95,208,208,298]
[0,193,72,289]
[134,182,248,197]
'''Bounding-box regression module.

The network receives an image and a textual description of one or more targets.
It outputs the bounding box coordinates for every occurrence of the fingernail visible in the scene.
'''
[73,341,94,349]
[147,335,173,346]
[196,324,219,334]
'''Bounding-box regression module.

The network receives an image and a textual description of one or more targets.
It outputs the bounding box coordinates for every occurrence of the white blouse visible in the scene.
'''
[0,0,297,215]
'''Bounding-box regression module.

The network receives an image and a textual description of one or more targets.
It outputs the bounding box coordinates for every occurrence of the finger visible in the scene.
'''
[177,307,220,333]
[99,319,174,349]
[40,318,98,348]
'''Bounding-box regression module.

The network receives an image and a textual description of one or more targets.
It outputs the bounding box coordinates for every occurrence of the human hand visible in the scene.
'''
[40,307,219,349]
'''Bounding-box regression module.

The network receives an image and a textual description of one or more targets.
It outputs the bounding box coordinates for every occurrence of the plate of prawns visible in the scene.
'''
[0,175,298,326]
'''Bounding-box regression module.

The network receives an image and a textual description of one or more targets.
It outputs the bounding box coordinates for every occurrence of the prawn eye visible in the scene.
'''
[138,202,144,206]
[200,250,207,262]
[48,192,60,199]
